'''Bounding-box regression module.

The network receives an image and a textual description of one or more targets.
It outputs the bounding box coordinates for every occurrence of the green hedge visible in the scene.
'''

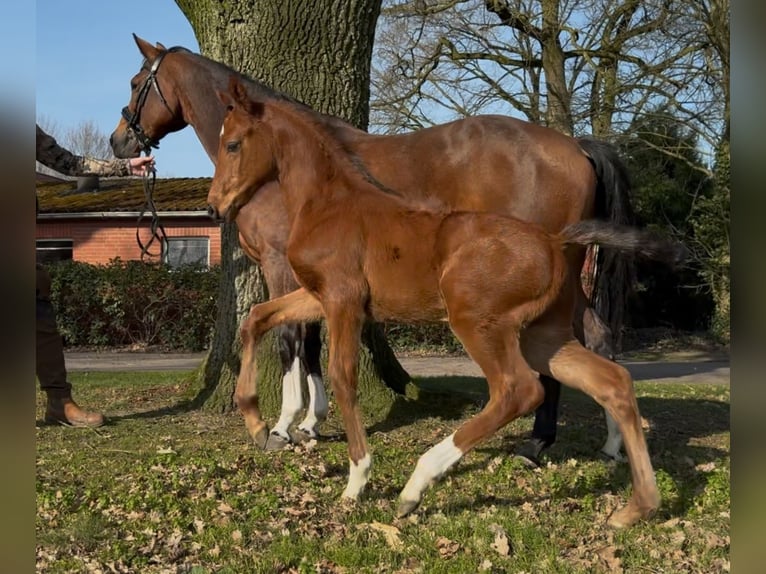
[46,259,220,351]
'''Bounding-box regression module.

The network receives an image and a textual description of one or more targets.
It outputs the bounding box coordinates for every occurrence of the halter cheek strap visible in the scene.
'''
[122,47,189,154]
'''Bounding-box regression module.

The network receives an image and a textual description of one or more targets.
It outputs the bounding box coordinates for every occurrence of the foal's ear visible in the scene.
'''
[245,101,265,119]
[216,89,235,111]
[228,75,251,107]
[132,33,160,60]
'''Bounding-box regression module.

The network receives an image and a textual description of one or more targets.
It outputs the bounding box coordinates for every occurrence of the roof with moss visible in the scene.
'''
[36,177,212,214]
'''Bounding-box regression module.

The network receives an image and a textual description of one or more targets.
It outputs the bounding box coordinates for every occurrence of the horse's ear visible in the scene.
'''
[156,41,167,50]
[133,33,160,60]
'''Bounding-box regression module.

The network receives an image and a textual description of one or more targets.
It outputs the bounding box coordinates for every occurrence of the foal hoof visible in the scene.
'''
[396,498,421,519]
[265,432,292,451]
[606,503,657,529]
[251,426,270,450]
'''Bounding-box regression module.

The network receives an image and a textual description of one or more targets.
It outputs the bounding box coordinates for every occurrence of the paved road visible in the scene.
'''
[65,351,729,385]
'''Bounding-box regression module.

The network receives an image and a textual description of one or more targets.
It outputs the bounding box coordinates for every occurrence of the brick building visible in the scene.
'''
[36,169,221,267]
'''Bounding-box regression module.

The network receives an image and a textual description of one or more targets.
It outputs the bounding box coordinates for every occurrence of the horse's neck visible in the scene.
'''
[177,53,365,165]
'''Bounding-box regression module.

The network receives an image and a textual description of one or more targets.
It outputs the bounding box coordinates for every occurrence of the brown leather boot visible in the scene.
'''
[45,396,105,428]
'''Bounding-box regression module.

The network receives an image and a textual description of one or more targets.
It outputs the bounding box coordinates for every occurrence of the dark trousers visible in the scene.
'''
[36,264,71,398]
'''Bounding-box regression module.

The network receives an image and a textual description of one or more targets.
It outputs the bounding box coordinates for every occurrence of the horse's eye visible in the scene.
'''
[226,141,240,153]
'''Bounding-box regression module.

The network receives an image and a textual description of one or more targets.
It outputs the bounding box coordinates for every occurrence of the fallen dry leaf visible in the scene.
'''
[436,536,460,558]
[363,521,403,550]
[595,544,623,573]
[492,533,511,556]
[489,524,512,557]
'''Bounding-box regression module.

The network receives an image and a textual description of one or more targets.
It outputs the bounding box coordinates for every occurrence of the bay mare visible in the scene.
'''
[205,79,671,527]
[110,35,633,460]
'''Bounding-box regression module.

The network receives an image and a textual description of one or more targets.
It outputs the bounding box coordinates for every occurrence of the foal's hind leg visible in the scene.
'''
[236,289,323,448]
[322,303,371,501]
[522,328,659,528]
[579,296,626,462]
[517,286,625,465]
[398,306,544,517]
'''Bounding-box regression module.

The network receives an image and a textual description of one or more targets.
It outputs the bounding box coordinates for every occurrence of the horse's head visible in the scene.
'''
[110,34,188,158]
[207,77,276,222]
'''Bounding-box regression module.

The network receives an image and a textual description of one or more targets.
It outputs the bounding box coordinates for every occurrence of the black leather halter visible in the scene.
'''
[121,47,189,154]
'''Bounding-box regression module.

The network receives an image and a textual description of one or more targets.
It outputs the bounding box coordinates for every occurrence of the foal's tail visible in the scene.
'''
[560,220,688,267]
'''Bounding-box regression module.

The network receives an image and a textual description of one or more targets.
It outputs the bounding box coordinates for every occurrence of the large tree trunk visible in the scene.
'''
[176,0,408,421]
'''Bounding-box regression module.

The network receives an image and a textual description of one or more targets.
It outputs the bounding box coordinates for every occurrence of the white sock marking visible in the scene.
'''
[271,357,303,439]
[601,410,626,462]
[342,453,371,500]
[298,373,328,436]
[400,433,463,504]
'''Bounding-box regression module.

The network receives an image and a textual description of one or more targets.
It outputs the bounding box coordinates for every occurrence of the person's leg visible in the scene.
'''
[36,264,103,427]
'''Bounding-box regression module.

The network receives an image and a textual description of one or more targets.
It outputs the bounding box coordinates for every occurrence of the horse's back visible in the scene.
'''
[354,116,596,230]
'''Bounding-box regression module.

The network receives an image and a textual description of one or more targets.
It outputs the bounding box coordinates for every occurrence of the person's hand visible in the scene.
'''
[128,155,156,176]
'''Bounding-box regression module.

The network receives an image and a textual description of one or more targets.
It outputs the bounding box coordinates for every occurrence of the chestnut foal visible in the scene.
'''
[207,81,668,527]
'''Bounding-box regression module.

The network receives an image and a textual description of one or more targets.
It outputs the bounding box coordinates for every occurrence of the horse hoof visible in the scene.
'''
[265,432,291,451]
[513,437,550,468]
[292,428,318,444]
[396,498,421,518]
[599,448,627,463]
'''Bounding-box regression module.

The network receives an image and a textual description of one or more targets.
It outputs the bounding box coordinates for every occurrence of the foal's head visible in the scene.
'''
[207,78,276,222]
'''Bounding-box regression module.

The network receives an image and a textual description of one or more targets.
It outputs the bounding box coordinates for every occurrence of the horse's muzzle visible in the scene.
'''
[109,128,141,159]
[207,205,222,221]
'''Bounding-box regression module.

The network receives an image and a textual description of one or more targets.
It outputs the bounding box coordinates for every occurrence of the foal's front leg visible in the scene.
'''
[236,289,324,448]
[324,304,371,501]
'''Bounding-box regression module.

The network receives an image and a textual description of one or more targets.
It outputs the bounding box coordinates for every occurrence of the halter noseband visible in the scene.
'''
[121,46,189,154]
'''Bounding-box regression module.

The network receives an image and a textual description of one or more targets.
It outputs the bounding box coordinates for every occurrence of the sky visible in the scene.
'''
[36,1,211,178]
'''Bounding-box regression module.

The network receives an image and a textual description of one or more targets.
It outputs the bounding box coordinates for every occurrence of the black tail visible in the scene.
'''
[561,220,688,267]
[577,137,636,350]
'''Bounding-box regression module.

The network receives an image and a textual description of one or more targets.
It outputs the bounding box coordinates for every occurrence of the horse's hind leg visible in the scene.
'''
[295,321,329,442]
[236,289,323,449]
[522,328,659,528]
[266,323,306,450]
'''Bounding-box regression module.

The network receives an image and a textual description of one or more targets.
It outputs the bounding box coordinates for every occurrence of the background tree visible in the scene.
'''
[370,0,729,344]
[37,116,113,160]
[174,0,407,421]
[621,113,716,331]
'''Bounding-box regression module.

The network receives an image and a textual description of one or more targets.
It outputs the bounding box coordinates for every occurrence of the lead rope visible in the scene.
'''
[135,161,168,261]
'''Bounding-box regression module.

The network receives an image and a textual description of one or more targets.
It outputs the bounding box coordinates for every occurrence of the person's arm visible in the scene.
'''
[36,125,154,177]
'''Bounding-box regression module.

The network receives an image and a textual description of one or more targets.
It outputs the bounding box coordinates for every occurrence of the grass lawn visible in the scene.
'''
[36,370,729,573]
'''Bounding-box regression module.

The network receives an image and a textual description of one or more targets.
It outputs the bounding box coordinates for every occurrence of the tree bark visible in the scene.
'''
[176,0,408,421]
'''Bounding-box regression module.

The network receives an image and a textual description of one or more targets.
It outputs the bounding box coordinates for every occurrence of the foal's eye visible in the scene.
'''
[226,141,240,153]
